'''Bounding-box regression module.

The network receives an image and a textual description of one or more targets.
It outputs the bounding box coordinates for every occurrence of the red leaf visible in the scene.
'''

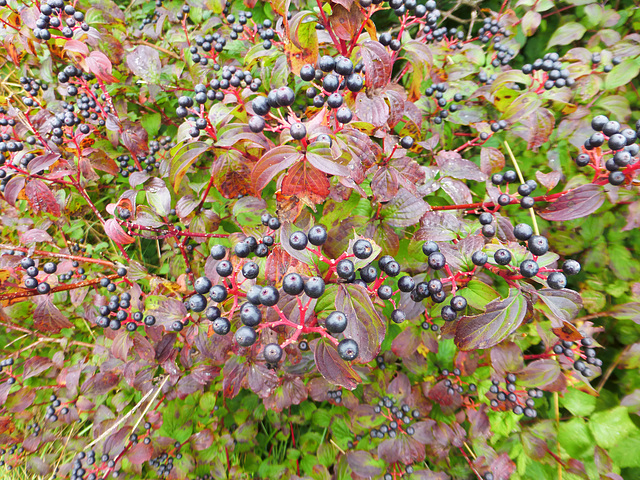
[281,160,330,199]
[212,150,253,199]
[111,329,133,361]
[104,218,135,245]
[490,342,524,375]
[81,372,120,395]
[121,120,148,157]
[22,357,53,380]
[127,442,153,464]
[490,452,516,480]
[517,359,562,389]
[355,93,390,127]
[192,429,214,451]
[25,179,60,216]
[252,146,302,193]
[33,296,74,333]
[20,229,53,244]
[539,184,605,221]
[84,50,118,83]
[480,147,505,175]
[27,152,60,173]
[536,170,562,190]
[378,435,426,464]
[360,41,392,90]
[313,338,361,390]
[436,151,486,181]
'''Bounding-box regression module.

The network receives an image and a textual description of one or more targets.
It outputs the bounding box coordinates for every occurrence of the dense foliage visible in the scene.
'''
[0,0,640,478]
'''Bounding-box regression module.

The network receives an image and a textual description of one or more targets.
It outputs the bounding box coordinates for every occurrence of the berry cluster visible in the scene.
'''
[477,17,510,44]
[424,83,465,124]
[522,52,575,90]
[32,0,89,41]
[488,375,543,417]
[491,169,538,209]
[553,337,602,377]
[576,115,640,186]
[327,389,344,404]
[348,396,421,443]
[95,290,154,332]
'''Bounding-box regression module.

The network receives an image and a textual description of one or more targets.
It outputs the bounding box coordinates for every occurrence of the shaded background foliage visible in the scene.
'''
[0,0,639,479]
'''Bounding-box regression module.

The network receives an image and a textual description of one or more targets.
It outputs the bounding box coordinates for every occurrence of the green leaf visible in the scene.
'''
[457,280,500,310]
[140,112,161,137]
[546,22,586,49]
[558,418,594,458]
[589,406,638,449]
[605,57,640,90]
[561,388,596,417]
[609,431,640,468]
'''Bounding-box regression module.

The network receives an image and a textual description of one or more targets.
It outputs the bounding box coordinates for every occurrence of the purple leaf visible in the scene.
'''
[518,359,563,389]
[455,289,529,350]
[251,146,303,193]
[480,147,505,175]
[378,435,426,464]
[360,41,392,90]
[33,296,74,333]
[490,342,524,375]
[346,451,383,477]
[22,357,53,380]
[355,93,390,127]
[436,151,486,181]
[313,338,361,390]
[539,184,605,221]
[305,151,350,177]
[381,188,429,228]
[536,170,562,190]
[536,288,583,328]
[126,45,161,82]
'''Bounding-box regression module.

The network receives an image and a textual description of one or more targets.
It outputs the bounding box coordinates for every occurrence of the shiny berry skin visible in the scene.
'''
[471,251,488,266]
[334,56,354,75]
[562,259,581,276]
[400,136,414,149]
[503,170,518,183]
[346,73,363,92]
[247,285,262,305]
[547,272,567,289]
[194,276,212,294]
[513,223,533,241]
[422,241,439,256]
[359,265,377,283]
[210,244,226,260]
[304,276,325,298]
[240,302,262,327]
[336,259,355,279]
[299,340,309,351]
[528,235,549,256]
[290,122,306,140]
[263,343,283,363]
[235,326,257,346]
[299,64,316,81]
[252,96,270,116]
[235,242,251,258]
[248,116,265,133]
[327,92,343,109]
[609,171,625,185]
[591,115,608,131]
[216,260,233,277]
[37,282,51,294]
[383,260,401,277]
[283,273,304,295]
[519,259,539,278]
[391,309,406,323]
[575,153,590,167]
[428,252,446,270]
[289,231,308,250]
[318,55,335,72]
[441,305,457,321]
[43,262,57,274]
[450,295,467,311]
[276,86,295,106]
[353,239,373,259]
[209,285,227,302]
[478,212,493,225]
[206,306,221,320]
[377,285,393,300]
[242,261,260,279]
[325,311,348,333]
[336,106,352,123]
[268,217,281,230]
[428,278,443,294]
[189,294,207,312]
[378,255,394,271]
[520,196,535,209]
[482,224,496,238]
[308,225,328,245]
[259,286,280,306]
[494,249,512,266]
[337,338,359,361]
[398,276,415,292]
[497,194,512,206]
[492,173,504,185]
